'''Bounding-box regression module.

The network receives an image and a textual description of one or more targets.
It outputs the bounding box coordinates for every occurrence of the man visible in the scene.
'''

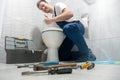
[37,0,96,62]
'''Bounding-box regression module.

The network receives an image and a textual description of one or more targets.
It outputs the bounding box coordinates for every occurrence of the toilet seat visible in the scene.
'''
[42,27,63,33]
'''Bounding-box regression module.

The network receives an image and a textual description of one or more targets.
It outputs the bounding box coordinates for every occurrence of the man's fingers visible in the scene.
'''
[44,15,48,18]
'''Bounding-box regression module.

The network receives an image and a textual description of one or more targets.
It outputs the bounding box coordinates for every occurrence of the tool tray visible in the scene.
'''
[5,36,43,64]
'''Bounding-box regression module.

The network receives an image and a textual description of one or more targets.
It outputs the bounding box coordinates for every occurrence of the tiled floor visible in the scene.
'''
[0,63,120,80]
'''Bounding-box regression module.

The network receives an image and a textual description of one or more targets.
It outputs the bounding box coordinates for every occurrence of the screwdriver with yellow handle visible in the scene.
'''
[33,61,95,71]
[79,61,95,70]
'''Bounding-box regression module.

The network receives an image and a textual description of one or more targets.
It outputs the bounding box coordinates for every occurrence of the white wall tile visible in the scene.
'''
[0,0,120,62]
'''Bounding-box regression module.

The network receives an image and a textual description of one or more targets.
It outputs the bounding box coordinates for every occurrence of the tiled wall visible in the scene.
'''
[0,0,120,62]
[89,0,120,60]
[0,0,47,62]
[52,0,120,60]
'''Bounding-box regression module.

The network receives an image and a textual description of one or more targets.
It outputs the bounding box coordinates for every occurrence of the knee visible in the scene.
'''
[63,24,79,34]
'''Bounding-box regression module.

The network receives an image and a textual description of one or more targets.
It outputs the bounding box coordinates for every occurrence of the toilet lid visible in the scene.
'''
[41,27,63,33]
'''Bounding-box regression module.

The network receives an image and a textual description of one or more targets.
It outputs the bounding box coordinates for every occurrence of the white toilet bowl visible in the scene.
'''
[42,27,64,62]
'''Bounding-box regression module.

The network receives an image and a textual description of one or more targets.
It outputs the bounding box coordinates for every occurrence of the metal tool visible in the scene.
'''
[17,64,34,68]
[21,61,95,75]
[33,63,76,71]
[17,61,59,68]
[33,61,95,71]
[22,67,72,75]
[80,61,95,70]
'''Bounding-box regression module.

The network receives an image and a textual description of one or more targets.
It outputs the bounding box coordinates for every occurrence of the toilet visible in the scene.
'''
[42,27,64,62]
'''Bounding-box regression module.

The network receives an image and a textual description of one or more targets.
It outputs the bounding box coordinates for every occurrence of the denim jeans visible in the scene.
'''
[57,20,89,61]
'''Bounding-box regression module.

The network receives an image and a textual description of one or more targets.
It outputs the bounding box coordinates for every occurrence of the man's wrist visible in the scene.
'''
[51,17,57,22]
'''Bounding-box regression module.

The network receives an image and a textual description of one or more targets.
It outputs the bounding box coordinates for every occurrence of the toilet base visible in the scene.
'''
[47,48,59,62]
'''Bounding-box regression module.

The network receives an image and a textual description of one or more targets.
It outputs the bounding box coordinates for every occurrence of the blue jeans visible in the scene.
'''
[57,21,89,61]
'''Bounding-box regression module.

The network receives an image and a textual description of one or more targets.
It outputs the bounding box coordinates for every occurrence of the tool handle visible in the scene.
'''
[48,63,77,68]
[41,62,59,65]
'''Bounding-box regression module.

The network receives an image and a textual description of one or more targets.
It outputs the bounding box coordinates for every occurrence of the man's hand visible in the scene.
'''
[44,15,53,25]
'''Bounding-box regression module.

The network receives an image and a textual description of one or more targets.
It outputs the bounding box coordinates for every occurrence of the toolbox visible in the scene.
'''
[5,36,43,64]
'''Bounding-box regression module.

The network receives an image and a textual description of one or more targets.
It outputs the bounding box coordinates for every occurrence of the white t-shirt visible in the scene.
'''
[53,2,74,22]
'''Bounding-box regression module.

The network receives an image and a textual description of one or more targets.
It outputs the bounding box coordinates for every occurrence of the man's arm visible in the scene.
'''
[44,8,73,24]
[52,8,73,22]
